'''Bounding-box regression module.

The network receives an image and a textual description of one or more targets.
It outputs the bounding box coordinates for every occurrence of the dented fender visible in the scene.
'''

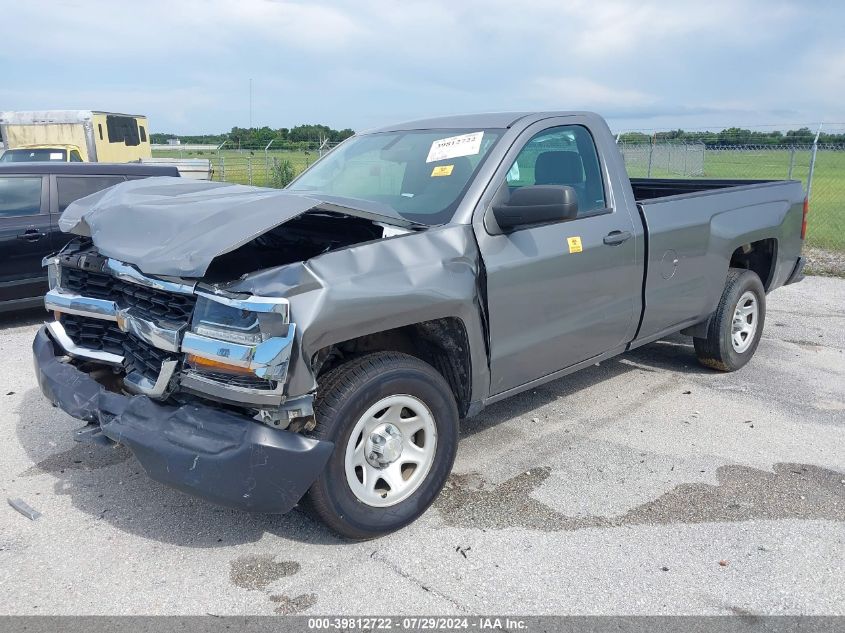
[224,224,490,407]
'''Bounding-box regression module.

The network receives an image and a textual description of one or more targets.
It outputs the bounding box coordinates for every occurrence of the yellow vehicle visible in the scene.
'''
[0,110,152,162]
[0,144,85,162]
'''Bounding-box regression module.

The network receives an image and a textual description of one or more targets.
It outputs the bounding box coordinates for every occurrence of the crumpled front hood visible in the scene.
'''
[59,177,401,278]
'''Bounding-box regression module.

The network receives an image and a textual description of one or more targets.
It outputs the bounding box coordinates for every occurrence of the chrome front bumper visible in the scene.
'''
[43,260,297,410]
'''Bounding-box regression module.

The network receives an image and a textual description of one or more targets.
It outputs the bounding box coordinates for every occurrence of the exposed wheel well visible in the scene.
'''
[312,317,472,418]
[729,238,777,290]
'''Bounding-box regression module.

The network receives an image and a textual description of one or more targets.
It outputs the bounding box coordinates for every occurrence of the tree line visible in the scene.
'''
[618,127,845,146]
[150,124,355,148]
[152,124,845,148]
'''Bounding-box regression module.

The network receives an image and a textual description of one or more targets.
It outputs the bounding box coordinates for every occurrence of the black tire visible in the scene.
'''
[694,267,766,371]
[304,352,459,540]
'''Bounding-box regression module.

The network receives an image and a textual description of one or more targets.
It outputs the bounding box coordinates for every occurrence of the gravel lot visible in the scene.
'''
[0,276,843,616]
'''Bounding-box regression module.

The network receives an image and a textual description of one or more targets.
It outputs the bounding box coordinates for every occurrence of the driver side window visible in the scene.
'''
[506,125,606,214]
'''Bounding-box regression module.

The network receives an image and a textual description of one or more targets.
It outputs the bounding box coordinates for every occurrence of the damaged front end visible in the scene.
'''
[43,178,416,427]
[36,238,336,512]
[33,178,423,512]
[44,240,305,423]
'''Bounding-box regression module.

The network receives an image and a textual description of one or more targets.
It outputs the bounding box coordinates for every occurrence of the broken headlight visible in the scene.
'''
[185,292,293,379]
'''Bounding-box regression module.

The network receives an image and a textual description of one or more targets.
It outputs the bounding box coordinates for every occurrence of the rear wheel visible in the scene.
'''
[305,352,459,539]
[694,268,766,371]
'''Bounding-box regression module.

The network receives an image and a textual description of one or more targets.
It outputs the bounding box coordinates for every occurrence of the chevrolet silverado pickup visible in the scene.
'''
[33,111,807,538]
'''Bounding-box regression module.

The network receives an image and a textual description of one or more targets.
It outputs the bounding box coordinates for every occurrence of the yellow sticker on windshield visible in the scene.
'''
[431,165,454,177]
[567,236,583,253]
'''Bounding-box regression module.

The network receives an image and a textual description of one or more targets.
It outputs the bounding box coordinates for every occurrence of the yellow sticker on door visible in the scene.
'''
[431,165,454,177]
[567,236,583,253]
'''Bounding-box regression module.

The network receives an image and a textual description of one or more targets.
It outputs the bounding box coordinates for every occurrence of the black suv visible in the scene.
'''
[0,162,179,311]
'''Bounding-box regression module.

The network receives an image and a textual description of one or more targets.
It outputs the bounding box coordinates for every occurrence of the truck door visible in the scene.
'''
[0,175,52,304]
[476,122,641,395]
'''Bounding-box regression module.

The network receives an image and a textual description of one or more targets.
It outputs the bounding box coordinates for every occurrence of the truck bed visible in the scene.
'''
[630,177,782,201]
[630,177,805,346]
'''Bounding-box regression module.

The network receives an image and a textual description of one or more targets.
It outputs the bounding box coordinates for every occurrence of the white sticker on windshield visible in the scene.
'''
[50,152,63,160]
[426,132,484,163]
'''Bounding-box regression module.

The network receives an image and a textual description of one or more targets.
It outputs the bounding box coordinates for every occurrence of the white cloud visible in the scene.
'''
[780,44,845,121]
[0,0,841,132]
[2,0,363,60]
[528,76,656,108]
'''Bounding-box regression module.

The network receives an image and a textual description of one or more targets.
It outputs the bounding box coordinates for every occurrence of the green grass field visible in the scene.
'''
[156,147,844,252]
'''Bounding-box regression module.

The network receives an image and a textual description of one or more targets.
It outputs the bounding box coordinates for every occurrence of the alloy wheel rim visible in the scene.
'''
[344,394,438,507]
[731,290,759,353]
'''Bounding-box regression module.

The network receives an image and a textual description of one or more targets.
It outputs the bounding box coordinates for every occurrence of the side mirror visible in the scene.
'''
[492,185,578,232]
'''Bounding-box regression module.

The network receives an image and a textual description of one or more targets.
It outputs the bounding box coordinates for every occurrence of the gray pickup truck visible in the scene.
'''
[33,111,806,538]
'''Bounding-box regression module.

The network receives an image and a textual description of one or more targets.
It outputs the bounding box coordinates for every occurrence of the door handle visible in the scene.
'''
[603,230,632,246]
[17,229,45,242]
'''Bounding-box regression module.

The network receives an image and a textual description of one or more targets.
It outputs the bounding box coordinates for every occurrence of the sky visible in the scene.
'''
[1,0,842,135]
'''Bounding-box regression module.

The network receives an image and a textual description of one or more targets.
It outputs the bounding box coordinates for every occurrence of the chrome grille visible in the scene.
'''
[61,267,196,323]
[60,314,124,356]
[50,252,291,408]
[122,334,174,383]
[60,267,115,301]
[59,313,176,385]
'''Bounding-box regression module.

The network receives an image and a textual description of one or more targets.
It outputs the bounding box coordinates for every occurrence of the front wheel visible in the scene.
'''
[694,267,766,371]
[304,352,459,539]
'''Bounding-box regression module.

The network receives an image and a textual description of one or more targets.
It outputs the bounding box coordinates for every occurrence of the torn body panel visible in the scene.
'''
[202,211,387,282]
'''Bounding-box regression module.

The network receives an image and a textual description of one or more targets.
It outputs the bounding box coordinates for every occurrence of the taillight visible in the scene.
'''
[801,197,809,240]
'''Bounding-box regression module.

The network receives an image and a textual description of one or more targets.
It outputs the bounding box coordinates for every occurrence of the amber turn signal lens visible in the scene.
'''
[186,354,252,375]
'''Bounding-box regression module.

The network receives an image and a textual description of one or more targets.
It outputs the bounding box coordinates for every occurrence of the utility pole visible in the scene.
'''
[249,78,253,129]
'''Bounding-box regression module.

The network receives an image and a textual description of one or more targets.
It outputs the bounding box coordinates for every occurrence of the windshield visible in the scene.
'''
[288,128,503,225]
[0,148,67,162]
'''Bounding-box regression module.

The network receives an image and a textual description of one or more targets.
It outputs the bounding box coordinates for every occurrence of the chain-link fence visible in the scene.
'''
[803,147,845,274]
[152,141,336,188]
[620,142,706,177]
[212,150,317,188]
[618,140,845,274]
